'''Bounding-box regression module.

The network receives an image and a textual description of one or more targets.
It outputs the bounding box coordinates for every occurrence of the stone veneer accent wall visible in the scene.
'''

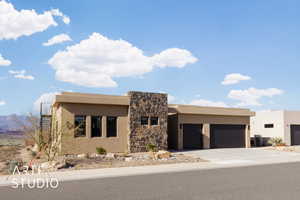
[128,91,168,152]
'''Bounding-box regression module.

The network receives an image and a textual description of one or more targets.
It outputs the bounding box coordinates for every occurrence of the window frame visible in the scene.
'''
[107,116,117,137]
[264,124,274,128]
[91,116,102,137]
[140,116,149,126]
[150,117,159,126]
[74,115,86,138]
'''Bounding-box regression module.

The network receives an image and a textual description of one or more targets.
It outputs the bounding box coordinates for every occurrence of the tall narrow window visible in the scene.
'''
[107,116,117,137]
[74,115,86,137]
[91,116,102,137]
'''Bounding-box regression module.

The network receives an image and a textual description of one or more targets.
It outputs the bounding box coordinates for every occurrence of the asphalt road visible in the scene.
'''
[2,162,300,200]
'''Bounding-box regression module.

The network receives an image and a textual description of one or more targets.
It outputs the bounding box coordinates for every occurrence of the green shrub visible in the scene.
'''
[146,144,157,152]
[268,137,284,146]
[31,151,37,158]
[96,147,107,155]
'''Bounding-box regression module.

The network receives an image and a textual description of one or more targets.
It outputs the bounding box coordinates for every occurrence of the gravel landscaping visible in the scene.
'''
[264,145,300,153]
[62,152,206,171]
[0,145,23,175]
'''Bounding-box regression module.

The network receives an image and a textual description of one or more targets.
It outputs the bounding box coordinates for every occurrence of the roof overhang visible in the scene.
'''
[168,104,255,117]
[54,92,130,106]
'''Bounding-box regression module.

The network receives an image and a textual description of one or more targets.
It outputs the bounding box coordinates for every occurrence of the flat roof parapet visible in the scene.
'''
[55,92,130,106]
[168,104,255,117]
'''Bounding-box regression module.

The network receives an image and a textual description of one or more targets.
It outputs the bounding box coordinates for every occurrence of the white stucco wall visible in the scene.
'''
[250,111,285,139]
[284,111,300,145]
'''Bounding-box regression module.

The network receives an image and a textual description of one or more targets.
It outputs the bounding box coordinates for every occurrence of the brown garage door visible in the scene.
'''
[210,124,246,148]
[291,125,300,145]
[183,124,203,149]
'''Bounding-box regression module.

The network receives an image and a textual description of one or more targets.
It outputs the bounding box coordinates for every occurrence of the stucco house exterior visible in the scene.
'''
[51,91,254,155]
[251,110,300,146]
[168,105,253,150]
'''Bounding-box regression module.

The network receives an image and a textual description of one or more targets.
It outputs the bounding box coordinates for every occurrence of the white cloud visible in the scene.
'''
[0,100,6,106]
[228,87,284,106]
[151,48,198,68]
[43,33,72,46]
[189,99,228,107]
[50,9,70,24]
[0,1,70,40]
[9,70,34,80]
[222,73,251,85]
[33,92,60,114]
[0,54,11,66]
[48,33,198,88]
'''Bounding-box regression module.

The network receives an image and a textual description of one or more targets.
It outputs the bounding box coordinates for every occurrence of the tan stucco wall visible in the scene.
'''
[174,114,251,150]
[178,114,250,125]
[59,103,129,154]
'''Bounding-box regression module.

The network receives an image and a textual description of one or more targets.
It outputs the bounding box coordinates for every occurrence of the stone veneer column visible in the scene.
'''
[202,124,210,149]
[127,91,168,153]
[245,125,251,148]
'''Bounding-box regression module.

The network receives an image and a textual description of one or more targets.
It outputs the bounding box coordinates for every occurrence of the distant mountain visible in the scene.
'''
[0,114,27,132]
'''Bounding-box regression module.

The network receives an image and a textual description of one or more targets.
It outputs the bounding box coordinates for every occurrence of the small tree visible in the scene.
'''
[13,114,44,151]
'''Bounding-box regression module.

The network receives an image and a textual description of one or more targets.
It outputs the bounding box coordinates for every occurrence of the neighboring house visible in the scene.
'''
[51,91,254,155]
[251,111,300,146]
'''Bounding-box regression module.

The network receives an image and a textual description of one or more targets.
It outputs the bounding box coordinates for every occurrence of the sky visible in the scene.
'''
[0,0,300,115]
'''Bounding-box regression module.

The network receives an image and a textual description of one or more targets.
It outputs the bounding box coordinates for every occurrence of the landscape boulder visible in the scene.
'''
[155,150,171,160]
[106,153,116,159]
[77,153,88,159]
[125,157,133,162]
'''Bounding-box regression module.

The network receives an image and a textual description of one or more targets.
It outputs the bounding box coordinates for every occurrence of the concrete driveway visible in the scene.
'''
[180,148,300,165]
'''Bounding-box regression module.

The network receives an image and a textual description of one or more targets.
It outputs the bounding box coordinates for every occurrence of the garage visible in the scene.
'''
[291,125,300,145]
[210,124,246,148]
[167,105,253,150]
[182,124,203,149]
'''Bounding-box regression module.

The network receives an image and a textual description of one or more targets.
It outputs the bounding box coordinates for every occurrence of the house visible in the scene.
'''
[251,110,300,146]
[51,91,254,155]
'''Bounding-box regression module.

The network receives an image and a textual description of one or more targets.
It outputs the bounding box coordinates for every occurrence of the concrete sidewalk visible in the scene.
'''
[180,148,300,164]
[2,148,300,187]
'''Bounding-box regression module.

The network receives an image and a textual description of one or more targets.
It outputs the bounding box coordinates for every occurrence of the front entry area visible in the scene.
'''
[291,125,300,145]
[182,124,203,149]
[210,124,246,148]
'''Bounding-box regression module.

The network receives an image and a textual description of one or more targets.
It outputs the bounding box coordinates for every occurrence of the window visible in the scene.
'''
[91,116,102,137]
[150,117,159,126]
[140,116,149,125]
[264,124,274,128]
[107,116,117,137]
[74,116,86,137]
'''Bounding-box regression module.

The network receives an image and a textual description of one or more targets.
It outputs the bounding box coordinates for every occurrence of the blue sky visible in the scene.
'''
[0,0,300,115]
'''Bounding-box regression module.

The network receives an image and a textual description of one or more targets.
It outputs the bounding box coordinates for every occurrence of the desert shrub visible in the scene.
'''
[268,137,284,146]
[31,151,37,157]
[146,144,157,152]
[96,147,107,155]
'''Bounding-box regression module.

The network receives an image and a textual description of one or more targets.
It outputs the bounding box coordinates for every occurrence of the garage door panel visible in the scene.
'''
[183,124,203,149]
[291,125,300,145]
[210,124,245,148]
